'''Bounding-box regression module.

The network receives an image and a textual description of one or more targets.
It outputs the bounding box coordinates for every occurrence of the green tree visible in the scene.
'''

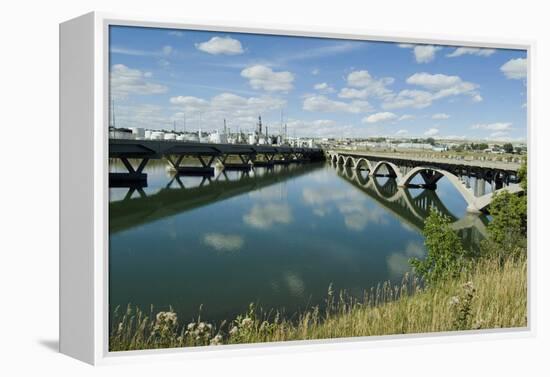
[410,209,467,285]
[483,191,527,261]
[478,159,527,262]
[503,143,514,153]
[518,159,527,191]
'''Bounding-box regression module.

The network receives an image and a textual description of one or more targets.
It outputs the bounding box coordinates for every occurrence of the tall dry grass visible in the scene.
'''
[109,256,527,351]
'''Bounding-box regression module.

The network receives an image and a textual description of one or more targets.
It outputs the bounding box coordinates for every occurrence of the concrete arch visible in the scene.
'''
[354,158,373,171]
[400,166,478,212]
[371,161,403,181]
[337,155,346,165]
[344,156,355,167]
[400,166,445,189]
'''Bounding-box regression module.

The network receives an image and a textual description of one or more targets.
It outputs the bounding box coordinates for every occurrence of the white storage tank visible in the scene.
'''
[248,133,256,145]
[131,127,145,138]
[164,133,177,140]
[151,131,165,140]
[184,133,199,142]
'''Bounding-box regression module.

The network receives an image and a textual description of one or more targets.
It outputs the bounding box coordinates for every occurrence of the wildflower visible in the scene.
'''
[229,326,239,336]
[187,322,196,330]
[449,296,460,306]
[210,334,223,346]
[463,281,475,293]
[472,319,485,330]
[156,311,178,326]
[241,317,253,328]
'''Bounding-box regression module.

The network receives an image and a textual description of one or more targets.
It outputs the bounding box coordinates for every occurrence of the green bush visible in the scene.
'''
[410,209,468,285]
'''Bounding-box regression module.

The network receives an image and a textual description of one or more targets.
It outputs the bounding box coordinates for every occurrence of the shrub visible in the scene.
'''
[410,209,468,285]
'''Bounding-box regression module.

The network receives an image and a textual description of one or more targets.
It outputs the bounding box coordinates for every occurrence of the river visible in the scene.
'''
[109,160,489,325]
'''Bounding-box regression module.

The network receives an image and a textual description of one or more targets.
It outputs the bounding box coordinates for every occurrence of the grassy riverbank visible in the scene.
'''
[110,255,526,351]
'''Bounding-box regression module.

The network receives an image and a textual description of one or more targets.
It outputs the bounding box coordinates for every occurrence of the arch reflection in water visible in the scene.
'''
[334,163,489,249]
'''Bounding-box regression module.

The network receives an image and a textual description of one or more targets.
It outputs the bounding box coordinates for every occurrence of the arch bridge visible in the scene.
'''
[327,151,524,213]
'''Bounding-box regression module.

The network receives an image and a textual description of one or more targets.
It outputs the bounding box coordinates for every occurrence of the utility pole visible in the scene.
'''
[111,99,116,128]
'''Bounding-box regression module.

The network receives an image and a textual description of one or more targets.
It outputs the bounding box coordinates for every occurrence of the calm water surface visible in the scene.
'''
[109,161,488,324]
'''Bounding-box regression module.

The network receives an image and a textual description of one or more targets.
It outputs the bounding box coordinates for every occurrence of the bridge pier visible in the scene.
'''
[253,153,275,167]
[217,154,253,171]
[166,154,216,176]
[419,170,444,190]
[110,157,150,184]
[273,152,292,165]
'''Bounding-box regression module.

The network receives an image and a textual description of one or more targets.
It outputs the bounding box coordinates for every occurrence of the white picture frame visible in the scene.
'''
[59,11,535,365]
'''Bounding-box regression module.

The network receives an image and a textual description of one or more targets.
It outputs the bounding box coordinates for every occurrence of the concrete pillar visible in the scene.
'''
[474,177,486,197]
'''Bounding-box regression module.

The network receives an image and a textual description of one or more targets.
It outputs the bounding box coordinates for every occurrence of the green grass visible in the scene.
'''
[109,255,527,351]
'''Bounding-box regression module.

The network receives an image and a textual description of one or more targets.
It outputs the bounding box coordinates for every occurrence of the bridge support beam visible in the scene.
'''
[273,153,291,165]
[109,157,150,185]
[167,154,215,176]
[218,154,253,171]
[253,153,275,167]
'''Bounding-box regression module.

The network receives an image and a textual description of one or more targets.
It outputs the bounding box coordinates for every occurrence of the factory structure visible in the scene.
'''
[108,115,316,148]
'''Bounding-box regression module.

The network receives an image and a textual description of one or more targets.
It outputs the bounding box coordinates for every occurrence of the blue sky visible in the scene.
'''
[109,25,527,141]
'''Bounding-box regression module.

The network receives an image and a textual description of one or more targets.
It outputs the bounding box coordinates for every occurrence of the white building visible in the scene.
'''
[208,130,228,144]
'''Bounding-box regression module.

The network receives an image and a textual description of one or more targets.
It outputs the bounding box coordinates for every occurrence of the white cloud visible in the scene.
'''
[424,128,439,136]
[398,44,441,63]
[170,92,286,130]
[110,46,166,57]
[446,47,496,58]
[363,112,398,123]
[111,103,170,129]
[286,119,356,138]
[195,36,244,55]
[382,72,481,109]
[277,42,362,64]
[339,70,394,99]
[396,129,409,135]
[313,82,335,93]
[413,45,441,63]
[500,58,527,79]
[168,31,184,37]
[241,65,294,92]
[303,95,372,113]
[170,95,209,109]
[432,113,450,119]
[110,64,168,99]
[338,88,368,99]
[472,94,483,103]
[398,114,415,121]
[489,131,510,139]
[311,68,320,75]
[203,233,244,252]
[382,89,434,109]
[243,203,292,229]
[471,122,513,131]
[162,45,173,56]
[406,72,462,90]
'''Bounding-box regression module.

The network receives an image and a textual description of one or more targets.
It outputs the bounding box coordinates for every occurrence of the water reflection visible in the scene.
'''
[109,160,489,325]
[334,164,489,245]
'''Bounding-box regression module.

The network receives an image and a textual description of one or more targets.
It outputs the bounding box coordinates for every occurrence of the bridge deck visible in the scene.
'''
[109,139,323,159]
[332,151,521,172]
